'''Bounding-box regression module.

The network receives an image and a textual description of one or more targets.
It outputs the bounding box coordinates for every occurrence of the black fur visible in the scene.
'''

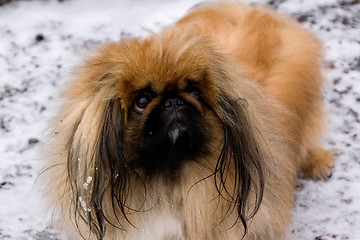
[129,94,210,177]
[67,99,131,239]
[215,92,265,235]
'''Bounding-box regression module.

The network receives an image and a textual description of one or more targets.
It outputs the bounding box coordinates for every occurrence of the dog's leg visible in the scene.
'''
[301,148,334,180]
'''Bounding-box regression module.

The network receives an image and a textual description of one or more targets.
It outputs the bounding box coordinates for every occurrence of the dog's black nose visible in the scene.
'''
[162,97,184,109]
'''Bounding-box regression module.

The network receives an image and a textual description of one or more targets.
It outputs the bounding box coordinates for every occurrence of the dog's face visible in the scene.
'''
[124,80,212,176]
[101,36,224,177]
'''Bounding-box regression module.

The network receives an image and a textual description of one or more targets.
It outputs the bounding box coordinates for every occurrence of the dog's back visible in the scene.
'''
[174,2,333,180]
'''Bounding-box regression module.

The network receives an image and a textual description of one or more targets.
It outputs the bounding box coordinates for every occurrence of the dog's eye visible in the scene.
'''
[134,92,153,114]
[186,86,200,100]
[190,90,199,99]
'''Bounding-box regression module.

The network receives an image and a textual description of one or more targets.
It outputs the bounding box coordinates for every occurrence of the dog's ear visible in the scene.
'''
[63,69,130,239]
[214,89,265,235]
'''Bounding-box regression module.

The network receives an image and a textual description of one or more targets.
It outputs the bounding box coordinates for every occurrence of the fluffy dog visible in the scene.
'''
[43,2,334,239]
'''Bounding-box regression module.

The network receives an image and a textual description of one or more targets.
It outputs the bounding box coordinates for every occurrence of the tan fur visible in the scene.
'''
[41,2,333,239]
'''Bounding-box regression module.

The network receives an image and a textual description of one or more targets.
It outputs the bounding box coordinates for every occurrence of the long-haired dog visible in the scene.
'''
[42,2,334,239]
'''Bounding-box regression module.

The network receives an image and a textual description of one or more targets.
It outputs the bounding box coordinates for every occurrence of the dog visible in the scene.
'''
[42,2,334,239]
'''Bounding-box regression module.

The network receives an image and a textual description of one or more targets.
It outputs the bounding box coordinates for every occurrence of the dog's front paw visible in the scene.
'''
[302,148,334,180]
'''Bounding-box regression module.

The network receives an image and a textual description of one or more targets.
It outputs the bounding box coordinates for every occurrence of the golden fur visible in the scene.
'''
[42,2,334,240]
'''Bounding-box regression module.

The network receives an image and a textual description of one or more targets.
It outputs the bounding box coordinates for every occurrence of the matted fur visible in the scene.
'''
[41,2,334,240]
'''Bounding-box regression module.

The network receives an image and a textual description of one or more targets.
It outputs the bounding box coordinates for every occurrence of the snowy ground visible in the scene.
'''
[0,0,359,239]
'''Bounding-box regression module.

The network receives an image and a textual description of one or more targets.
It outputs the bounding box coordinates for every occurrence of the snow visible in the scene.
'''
[0,0,359,239]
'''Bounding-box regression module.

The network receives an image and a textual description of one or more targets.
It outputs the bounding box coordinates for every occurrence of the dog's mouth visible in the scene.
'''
[167,121,187,145]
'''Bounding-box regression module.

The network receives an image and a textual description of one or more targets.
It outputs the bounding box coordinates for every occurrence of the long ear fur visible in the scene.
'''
[53,58,134,238]
[214,90,265,235]
[65,97,112,239]
[66,95,138,240]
